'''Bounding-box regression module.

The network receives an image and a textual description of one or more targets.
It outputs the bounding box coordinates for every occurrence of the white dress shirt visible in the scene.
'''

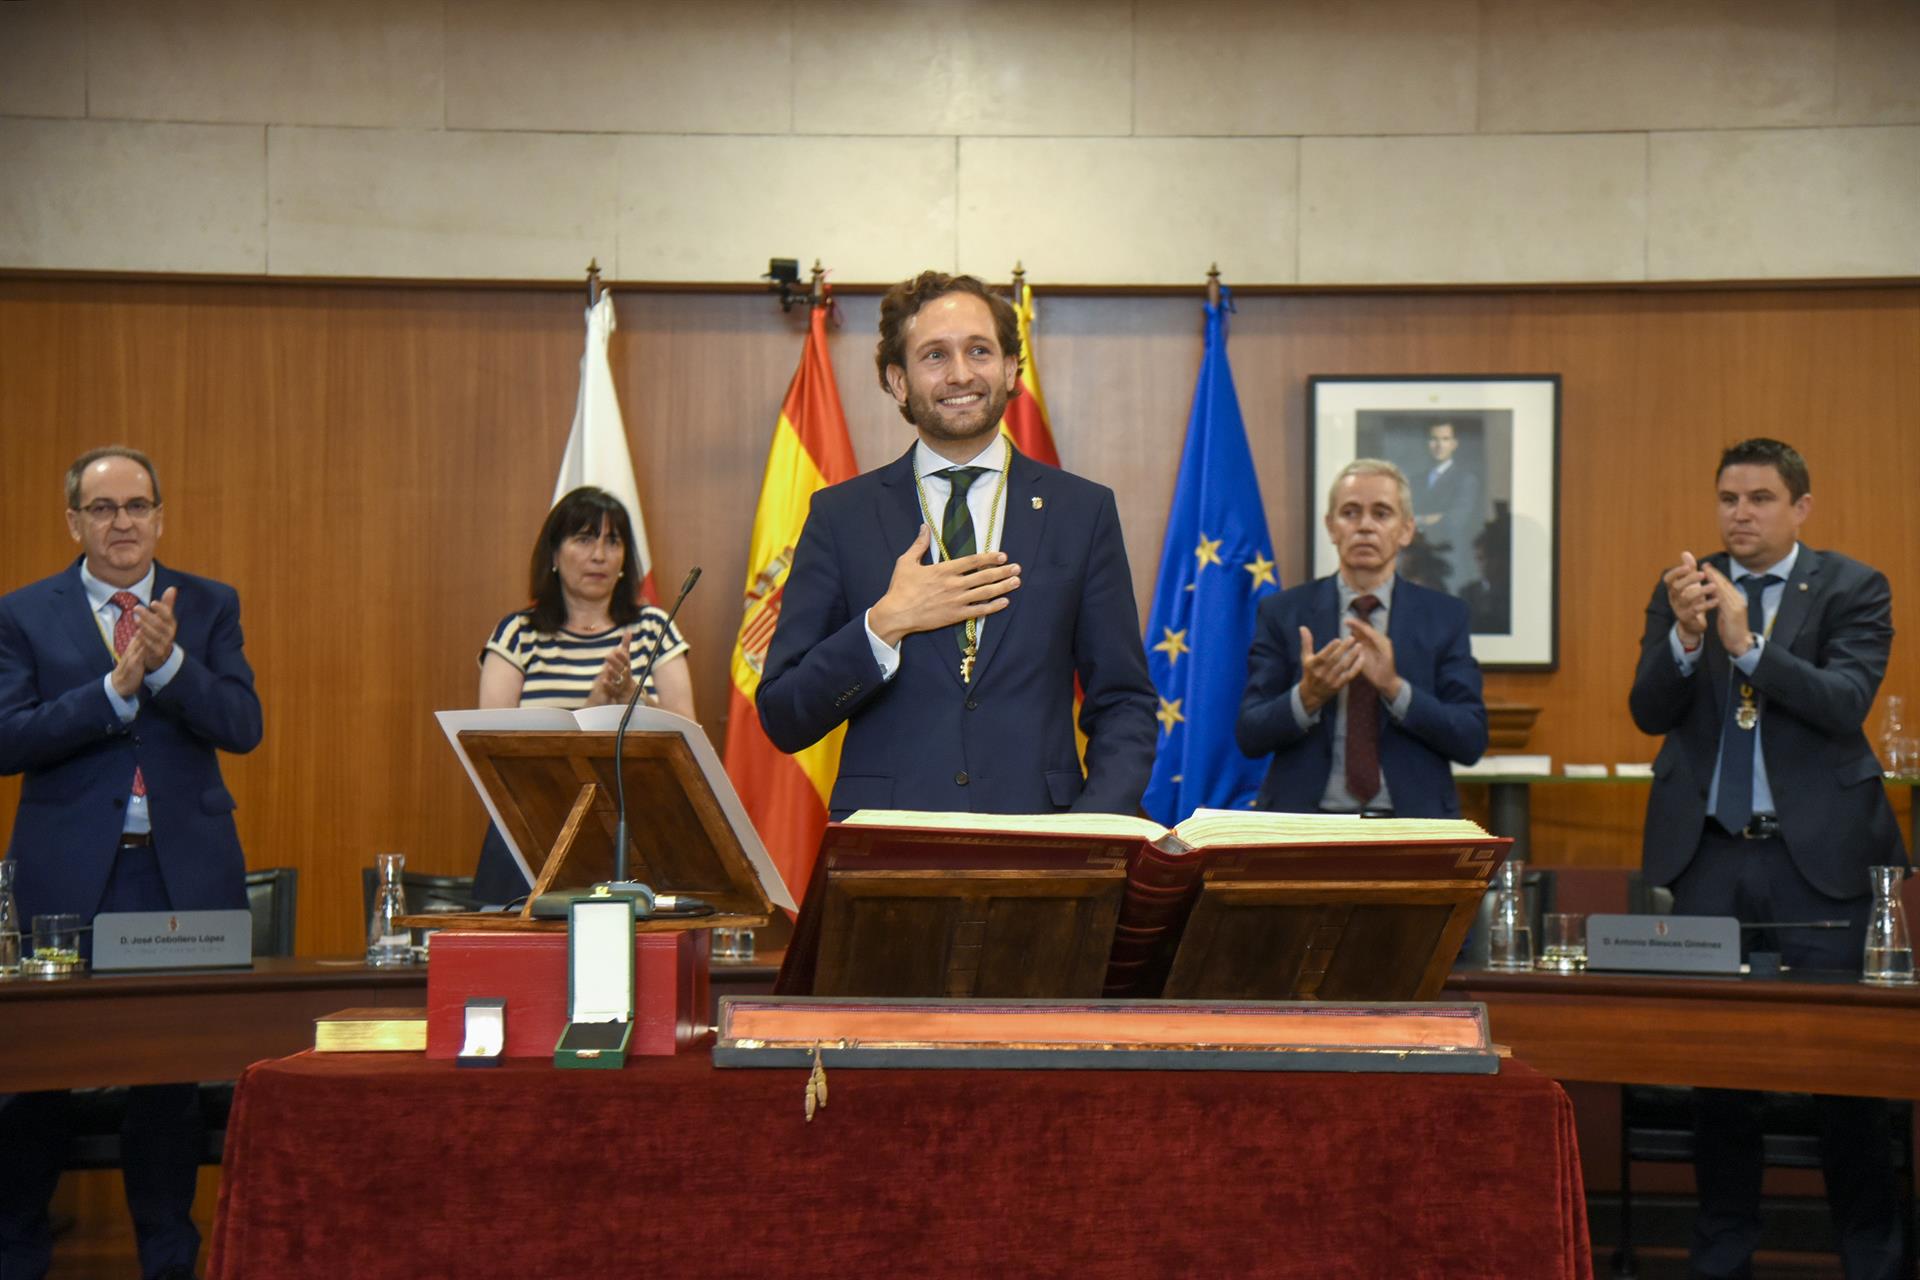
[865,436,1012,680]
[80,561,185,835]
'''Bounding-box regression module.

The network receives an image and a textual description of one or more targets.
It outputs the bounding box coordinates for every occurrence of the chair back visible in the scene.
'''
[244,867,299,957]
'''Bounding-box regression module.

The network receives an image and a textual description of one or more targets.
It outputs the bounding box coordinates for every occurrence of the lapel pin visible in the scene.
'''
[1031,496,1044,510]
[1797,582,1807,591]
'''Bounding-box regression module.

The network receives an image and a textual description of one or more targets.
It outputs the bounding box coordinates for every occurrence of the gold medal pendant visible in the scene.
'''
[1735,682,1758,730]
[961,644,976,684]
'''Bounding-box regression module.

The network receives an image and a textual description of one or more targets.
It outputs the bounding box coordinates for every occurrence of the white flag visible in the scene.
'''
[552,291,656,598]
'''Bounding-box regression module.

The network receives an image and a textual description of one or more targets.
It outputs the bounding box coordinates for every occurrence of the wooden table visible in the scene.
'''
[0,957,427,1092]
[1446,966,1920,1099]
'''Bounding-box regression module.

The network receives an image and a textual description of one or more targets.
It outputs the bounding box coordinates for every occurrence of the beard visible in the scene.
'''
[904,379,1009,447]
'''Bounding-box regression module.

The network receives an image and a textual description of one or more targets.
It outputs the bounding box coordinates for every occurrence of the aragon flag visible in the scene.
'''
[998,276,1088,760]
[1000,279,1061,467]
[722,299,859,902]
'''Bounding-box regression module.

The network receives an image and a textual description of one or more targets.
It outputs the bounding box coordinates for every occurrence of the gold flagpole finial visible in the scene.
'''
[809,259,827,307]
[1206,263,1221,310]
[586,259,602,306]
[1011,260,1026,300]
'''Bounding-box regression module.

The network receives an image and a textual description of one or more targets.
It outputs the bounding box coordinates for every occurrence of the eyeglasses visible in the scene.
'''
[75,499,159,524]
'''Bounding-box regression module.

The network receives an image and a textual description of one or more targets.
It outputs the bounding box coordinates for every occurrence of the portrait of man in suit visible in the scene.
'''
[1629,437,1907,1280]
[756,271,1157,820]
[0,446,263,1280]
[1235,458,1487,817]
[1413,420,1483,594]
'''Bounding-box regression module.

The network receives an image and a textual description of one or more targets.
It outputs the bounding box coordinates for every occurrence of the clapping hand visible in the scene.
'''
[135,587,178,671]
[1663,552,1711,648]
[1344,615,1404,701]
[1297,626,1363,713]
[586,631,636,707]
[1698,562,1756,657]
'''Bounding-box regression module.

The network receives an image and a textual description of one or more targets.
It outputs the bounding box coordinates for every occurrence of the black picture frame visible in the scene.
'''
[1306,374,1561,672]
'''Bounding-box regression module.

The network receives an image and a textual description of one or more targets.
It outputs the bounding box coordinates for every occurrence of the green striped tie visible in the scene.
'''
[942,467,984,653]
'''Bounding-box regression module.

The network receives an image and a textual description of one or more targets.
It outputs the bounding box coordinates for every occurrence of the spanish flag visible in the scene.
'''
[722,300,859,901]
[1000,281,1061,467]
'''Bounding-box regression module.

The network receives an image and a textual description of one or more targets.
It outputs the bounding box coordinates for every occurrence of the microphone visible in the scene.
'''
[605,567,702,900]
[527,566,701,920]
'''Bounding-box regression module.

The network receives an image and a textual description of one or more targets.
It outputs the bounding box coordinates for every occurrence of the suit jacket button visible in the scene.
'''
[954,771,969,786]
[112,798,125,810]
[966,699,978,711]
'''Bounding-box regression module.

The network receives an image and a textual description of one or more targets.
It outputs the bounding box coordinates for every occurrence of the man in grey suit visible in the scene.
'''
[1629,437,1906,1280]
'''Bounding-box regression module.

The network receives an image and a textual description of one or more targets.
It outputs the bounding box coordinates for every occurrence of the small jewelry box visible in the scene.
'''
[554,895,636,1069]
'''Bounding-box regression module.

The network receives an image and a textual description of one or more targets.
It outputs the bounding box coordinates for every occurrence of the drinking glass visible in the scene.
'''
[1487,861,1534,971]
[1537,913,1587,972]
[366,852,414,968]
[0,860,20,978]
[31,913,83,972]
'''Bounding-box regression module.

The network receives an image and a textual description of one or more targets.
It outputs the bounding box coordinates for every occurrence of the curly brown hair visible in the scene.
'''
[873,272,1024,421]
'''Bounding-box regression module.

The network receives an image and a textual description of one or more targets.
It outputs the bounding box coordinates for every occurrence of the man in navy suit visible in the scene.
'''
[757,271,1156,819]
[1236,459,1487,816]
[1630,438,1905,1280]
[0,446,262,1280]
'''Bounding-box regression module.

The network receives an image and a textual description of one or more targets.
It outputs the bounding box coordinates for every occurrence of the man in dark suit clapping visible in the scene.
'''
[1630,437,1907,1280]
[0,446,263,1280]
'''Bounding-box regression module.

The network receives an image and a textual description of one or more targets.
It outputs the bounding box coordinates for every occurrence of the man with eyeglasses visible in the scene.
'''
[0,446,262,1280]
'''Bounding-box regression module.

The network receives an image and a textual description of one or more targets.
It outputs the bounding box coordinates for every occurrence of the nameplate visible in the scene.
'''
[1586,914,1741,974]
[93,910,253,972]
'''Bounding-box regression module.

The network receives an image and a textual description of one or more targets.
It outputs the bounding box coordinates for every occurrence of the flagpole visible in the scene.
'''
[586,258,602,307]
[1206,262,1220,310]
[808,259,826,309]
[1010,260,1025,303]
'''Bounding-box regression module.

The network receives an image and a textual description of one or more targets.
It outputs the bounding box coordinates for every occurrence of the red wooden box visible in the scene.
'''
[426,928,709,1059]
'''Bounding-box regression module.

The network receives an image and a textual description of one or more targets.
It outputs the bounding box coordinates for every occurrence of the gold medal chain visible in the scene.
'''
[912,438,1011,677]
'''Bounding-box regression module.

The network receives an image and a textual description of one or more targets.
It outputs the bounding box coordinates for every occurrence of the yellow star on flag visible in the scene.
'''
[1243,551,1277,590]
[1152,627,1191,666]
[1156,697,1185,736]
[1194,534,1223,571]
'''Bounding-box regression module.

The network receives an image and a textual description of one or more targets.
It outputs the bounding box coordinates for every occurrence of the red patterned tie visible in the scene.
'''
[109,591,146,797]
[1344,594,1381,805]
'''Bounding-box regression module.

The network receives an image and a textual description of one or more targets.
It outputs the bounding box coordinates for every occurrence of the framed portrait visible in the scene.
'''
[1307,375,1561,671]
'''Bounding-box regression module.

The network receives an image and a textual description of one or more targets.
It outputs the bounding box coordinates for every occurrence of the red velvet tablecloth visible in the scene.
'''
[208,1051,1589,1279]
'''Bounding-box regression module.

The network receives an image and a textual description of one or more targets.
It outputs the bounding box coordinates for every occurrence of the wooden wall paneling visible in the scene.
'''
[2,280,1915,954]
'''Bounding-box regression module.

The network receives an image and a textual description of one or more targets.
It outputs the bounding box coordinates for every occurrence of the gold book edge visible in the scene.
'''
[313,1008,428,1053]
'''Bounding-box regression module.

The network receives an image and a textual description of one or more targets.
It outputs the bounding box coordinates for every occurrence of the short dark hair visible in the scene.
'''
[874,271,1023,422]
[66,446,162,508]
[1717,438,1810,502]
[527,487,643,633]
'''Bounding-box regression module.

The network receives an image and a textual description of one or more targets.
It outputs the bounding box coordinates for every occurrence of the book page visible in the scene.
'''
[842,809,1170,841]
[1173,807,1490,849]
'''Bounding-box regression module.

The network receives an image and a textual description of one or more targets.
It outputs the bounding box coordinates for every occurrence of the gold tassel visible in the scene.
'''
[805,1043,828,1122]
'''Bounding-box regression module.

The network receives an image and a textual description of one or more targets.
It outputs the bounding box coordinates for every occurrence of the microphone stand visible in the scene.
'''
[601,567,702,907]
[529,566,701,919]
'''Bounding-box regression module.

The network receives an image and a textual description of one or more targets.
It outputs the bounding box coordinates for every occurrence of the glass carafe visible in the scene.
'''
[0,860,20,978]
[365,852,413,968]
[1487,859,1534,971]
[1861,864,1915,986]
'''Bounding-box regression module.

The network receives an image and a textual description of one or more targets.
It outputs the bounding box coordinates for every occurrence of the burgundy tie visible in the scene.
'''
[110,591,147,797]
[1344,594,1381,805]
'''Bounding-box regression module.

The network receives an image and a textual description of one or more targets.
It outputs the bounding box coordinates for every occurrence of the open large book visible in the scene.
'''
[778,809,1508,1002]
[435,705,795,918]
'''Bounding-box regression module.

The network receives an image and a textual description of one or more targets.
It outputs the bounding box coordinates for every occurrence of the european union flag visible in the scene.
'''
[1142,286,1279,824]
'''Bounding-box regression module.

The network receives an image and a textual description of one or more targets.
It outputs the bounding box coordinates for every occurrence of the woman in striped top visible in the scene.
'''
[469,486,694,902]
